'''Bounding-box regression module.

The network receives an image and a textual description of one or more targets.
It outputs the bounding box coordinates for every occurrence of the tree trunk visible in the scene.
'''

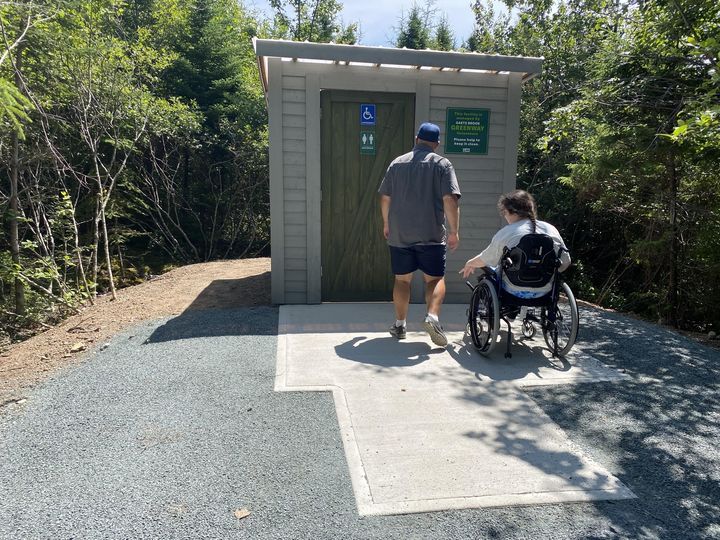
[9,49,25,316]
[9,128,25,316]
[115,215,125,286]
[668,151,679,327]
[91,194,100,297]
[100,205,117,300]
[71,211,93,304]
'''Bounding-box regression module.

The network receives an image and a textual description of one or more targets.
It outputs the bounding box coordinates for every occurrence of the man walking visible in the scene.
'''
[378,122,461,347]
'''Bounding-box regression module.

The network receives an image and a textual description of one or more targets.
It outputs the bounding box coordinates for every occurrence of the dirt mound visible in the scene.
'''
[0,258,271,408]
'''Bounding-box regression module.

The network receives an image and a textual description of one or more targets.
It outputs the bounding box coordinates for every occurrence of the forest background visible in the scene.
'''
[1,0,718,346]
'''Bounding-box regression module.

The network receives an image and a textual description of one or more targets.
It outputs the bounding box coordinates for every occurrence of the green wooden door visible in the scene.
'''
[321,90,415,301]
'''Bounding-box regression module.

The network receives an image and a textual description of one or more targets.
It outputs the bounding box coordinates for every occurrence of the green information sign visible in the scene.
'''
[445,108,490,154]
[360,130,376,155]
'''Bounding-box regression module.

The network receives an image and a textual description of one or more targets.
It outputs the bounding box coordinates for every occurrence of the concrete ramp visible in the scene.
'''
[275,303,634,516]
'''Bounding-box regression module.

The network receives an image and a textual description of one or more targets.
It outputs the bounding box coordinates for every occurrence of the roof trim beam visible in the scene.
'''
[253,38,542,77]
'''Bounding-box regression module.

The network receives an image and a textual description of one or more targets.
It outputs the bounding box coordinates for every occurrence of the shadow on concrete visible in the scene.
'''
[144,274,274,343]
[334,336,438,366]
[447,333,572,383]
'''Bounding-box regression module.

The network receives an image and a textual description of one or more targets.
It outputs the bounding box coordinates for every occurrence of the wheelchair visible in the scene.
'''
[465,233,579,358]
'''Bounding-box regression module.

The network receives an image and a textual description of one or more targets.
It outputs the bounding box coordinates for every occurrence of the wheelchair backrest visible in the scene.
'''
[503,233,558,288]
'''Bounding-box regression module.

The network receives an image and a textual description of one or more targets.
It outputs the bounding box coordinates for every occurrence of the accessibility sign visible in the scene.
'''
[360,104,376,126]
[360,131,376,155]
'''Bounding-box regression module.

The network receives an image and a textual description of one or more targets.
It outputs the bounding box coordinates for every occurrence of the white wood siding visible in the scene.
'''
[281,73,308,302]
[270,60,522,304]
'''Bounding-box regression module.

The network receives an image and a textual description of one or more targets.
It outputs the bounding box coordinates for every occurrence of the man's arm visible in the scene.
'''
[443,194,460,252]
[380,194,391,239]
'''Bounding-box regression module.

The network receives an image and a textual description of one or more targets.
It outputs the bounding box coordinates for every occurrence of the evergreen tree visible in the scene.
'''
[432,15,454,51]
[269,0,357,44]
[395,4,430,50]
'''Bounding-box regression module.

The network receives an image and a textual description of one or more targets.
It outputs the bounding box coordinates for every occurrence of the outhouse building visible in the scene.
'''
[254,38,542,305]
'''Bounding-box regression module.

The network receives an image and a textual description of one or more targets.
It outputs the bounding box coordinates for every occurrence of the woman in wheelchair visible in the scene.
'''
[459,190,579,358]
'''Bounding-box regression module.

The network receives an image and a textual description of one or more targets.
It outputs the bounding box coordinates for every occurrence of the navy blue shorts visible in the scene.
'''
[389,244,446,277]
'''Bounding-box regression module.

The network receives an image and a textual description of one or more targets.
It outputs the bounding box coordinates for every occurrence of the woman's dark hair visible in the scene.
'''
[498,190,538,232]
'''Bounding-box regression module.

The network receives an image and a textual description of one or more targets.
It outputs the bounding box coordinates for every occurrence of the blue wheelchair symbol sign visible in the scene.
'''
[360,104,376,125]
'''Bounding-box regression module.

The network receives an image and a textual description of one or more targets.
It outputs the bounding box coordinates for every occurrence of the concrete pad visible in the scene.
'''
[276,303,635,516]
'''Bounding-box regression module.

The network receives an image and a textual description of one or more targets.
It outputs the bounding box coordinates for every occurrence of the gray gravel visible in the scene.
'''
[0,305,718,539]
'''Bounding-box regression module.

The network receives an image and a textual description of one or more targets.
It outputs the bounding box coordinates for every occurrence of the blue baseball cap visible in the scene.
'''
[416,122,440,143]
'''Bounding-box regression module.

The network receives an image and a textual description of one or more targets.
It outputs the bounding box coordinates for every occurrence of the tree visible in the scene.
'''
[542,0,720,327]
[466,0,510,54]
[395,3,430,50]
[269,0,357,44]
[1,0,272,342]
[432,15,454,51]
[126,0,269,262]
[0,1,55,317]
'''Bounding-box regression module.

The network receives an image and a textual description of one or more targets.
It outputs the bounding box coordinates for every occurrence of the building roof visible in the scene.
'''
[253,38,543,94]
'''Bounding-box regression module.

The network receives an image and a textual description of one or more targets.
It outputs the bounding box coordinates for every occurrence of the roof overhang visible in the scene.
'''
[253,38,543,95]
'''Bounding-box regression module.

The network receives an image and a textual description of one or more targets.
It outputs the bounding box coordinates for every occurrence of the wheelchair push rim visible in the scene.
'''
[542,281,579,357]
[469,278,500,355]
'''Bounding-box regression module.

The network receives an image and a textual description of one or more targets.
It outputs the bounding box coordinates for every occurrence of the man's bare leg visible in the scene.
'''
[424,274,446,318]
[393,273,413,321]
[423,274,448,346]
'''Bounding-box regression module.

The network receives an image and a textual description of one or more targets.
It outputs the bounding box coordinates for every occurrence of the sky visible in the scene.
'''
[247,0,484,48]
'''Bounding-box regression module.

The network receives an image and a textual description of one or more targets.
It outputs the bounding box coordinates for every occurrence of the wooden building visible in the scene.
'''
[254,38,542,304]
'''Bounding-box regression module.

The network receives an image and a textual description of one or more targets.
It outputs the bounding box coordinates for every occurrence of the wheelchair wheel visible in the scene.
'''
[521,320,536,339]
[543,282,579,356]
[469,278,500,355]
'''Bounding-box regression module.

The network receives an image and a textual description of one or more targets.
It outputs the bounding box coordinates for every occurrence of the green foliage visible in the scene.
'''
[459,0,720,329]
[269,0,357,43]
[2,0,719,340]
[0,77,32,137]
[431,16,454,51]
[0,0,272,340]
[395,4,430,50]
[466,0,511,54]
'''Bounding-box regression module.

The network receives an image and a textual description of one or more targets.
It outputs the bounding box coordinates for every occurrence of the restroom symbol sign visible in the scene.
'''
[360,104,376,125]
[360,131,376,155]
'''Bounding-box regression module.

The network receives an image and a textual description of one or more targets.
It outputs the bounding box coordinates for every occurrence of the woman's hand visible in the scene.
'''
[460,256,487,279]
[459,261,476,279]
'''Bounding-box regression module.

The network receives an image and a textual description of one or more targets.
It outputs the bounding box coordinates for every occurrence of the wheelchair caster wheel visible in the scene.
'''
[522,321,536,339]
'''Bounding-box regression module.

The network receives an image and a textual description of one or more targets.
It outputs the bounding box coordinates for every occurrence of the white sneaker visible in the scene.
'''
[423,318,448,347]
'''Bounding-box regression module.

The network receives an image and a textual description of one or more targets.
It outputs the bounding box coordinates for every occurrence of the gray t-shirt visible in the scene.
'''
[378,144,461,247]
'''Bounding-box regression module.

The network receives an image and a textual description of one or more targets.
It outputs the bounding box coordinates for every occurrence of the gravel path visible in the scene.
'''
[1,305,718,539]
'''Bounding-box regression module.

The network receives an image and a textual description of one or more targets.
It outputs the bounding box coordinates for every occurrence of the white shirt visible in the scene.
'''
[478,219,571,296]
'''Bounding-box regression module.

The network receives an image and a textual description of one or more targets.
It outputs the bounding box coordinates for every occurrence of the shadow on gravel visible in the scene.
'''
[144,274,273,343]
[524,307,720,539]
[145,304,276,344]
[184,273,271,311]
